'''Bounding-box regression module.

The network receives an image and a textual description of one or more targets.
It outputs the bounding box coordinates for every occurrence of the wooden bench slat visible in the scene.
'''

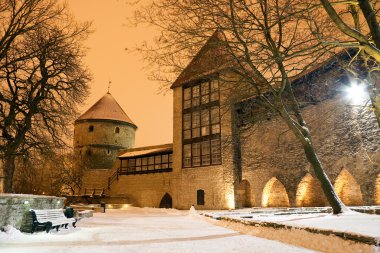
[30,208,77,233]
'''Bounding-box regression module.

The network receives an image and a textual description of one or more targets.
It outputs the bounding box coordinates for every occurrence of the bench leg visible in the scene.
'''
[65,224,68,229]
[46,222,52,233]
[72,222,76,228]
[56,226,59,232]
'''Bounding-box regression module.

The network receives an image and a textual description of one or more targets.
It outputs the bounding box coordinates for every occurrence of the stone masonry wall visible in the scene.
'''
[0,194,65,232]
[240,93,380,207]
[74,120,136,169]
[108,172,176,207]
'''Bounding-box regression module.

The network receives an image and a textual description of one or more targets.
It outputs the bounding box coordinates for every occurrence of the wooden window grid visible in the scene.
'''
[119,153,173,174]
[182,78,222,168]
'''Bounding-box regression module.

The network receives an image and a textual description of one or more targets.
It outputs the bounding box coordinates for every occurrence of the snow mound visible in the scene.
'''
[0,225,22,239]
[188,205,198,216]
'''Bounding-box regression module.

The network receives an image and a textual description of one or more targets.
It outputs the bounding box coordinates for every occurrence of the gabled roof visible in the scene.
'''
[76,92,136,127]
[171,30,233,89]
[118,143,173,158]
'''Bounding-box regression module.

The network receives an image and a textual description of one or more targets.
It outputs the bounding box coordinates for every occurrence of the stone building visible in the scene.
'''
[78,32,380,209]
[74,92,137,170]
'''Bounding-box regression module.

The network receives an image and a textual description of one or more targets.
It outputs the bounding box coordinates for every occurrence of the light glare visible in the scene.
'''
[345,82,366,103]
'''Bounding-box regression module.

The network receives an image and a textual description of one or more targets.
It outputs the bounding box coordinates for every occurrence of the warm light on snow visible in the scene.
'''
[345,82,367,103]
[0,208,318,253]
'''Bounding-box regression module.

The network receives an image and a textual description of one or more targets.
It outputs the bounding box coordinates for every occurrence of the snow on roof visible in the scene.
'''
[118,143,173,158]
[76,92,136,127]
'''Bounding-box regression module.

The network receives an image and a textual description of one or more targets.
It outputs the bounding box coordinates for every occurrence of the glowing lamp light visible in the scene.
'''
[226,193,235,210]
[345,82,367,103]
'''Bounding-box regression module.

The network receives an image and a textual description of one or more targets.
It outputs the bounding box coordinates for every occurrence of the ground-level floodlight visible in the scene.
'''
[344,82,367,104]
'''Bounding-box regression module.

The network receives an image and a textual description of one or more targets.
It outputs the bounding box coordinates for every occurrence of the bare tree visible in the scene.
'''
[133,0,351,213]
[13,151,87,196]
[0,0,92,193]
[317,0,380,124]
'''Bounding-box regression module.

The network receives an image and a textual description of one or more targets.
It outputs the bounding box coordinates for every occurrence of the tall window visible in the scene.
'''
[197,189,205,205]
[182,79,221,168]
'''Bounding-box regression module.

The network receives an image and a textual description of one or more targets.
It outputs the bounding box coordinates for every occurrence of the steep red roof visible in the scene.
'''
[76,92,136,127]
[171,30,233,88]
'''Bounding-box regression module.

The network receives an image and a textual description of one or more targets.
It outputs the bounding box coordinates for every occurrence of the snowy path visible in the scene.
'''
[0,207,319,253]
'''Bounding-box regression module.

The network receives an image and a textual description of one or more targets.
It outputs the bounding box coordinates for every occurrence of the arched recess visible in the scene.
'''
[197,189,205,205]
[236,180,251,208]
[261,177,290,207]
[334,169,364,206]
[375,174,380,205]
[296,174,325,207]
[159,193,172,208]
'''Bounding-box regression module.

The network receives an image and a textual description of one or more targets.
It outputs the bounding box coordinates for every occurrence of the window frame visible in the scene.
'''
[182,77,222,168]
[119,152,173,175]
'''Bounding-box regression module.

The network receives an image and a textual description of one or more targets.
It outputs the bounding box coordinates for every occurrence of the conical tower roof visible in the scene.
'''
[76,92,136,127]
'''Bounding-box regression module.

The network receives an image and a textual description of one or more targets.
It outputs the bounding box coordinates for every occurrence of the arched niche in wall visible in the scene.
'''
[159,193,172,208]
[296,174,325,207]
[261,177,290,207]
[197,189,205,205]
[236,180,251,208]
[334,169,364,206]
[375,174,380,205]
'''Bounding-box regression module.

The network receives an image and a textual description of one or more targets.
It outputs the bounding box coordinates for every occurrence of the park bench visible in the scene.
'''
[30,209,77,233]
[84,188,105,197]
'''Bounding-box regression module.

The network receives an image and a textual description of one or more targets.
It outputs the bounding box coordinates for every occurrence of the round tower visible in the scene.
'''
[74,92,137,169]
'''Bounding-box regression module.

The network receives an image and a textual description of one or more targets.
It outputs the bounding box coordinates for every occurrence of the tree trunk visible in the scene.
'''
[358,0,380,49]
[2,155,16,193]
[302,141,348,214]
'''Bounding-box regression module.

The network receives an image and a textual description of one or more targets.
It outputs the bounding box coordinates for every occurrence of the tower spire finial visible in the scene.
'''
[107,80,111,93]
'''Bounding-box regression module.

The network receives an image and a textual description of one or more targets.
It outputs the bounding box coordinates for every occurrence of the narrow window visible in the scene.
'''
[88,125,94,132]
[192,111,200,138]
[201,82,210,104]
[183,113,191,139]
[136,158,141,171]
[197,189,205,205]
[169,154,173,168]
[211,138,221,164]
[141,157,148,171]
[128,159,136,172]
[192,85,200,107]
[148,156,155,170]
[201,109,210,136]
[184,87,191,109]
[192,142,201,166]
[210,79,219,101]
[115,127,120,134]
[201,140,210,166]
[183,144,191,167]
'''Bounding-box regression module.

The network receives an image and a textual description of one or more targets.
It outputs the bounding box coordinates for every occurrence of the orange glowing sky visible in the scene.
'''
[66,0,173,147]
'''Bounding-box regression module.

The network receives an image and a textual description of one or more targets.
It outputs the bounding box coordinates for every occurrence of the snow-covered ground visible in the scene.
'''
[206,208,380,238]
[0,207,319,253]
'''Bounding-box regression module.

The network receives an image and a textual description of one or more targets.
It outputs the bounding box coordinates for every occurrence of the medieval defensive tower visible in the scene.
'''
[74,92,137,169]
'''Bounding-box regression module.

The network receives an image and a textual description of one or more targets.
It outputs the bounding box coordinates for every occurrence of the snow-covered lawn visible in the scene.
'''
[206,208,380,238]
[0,207,318,253]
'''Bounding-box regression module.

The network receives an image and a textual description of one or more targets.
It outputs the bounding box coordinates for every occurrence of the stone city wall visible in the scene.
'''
[240,94,380,207]
[0,194,65,232]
